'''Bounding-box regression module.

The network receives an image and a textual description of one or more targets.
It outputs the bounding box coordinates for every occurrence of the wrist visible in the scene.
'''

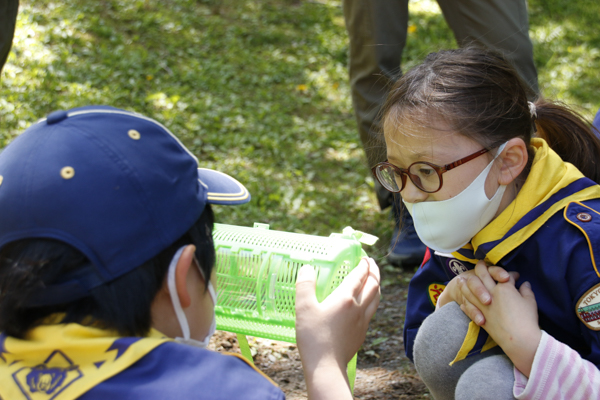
[300,347,345,375]
[302,355,351,400]
[500,327,542,377]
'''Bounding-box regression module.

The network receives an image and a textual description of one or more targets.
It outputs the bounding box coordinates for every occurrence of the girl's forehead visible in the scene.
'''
[383,115,481,163]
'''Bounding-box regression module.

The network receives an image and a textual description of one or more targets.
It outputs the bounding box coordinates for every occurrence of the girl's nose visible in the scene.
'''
[400,176,428,204]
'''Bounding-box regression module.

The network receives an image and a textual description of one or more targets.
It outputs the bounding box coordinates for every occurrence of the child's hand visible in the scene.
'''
[437,260,518,325]
[463,268,541,377]
[295,257,380,399]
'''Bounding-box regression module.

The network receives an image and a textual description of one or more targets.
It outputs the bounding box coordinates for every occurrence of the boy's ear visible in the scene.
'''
[174,245,196,309]
[498,138,528,186]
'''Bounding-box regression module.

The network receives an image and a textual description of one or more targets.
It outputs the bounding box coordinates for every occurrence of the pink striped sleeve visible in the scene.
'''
[513,331,600,399]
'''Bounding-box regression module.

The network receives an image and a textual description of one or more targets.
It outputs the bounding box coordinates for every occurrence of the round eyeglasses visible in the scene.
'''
[371,148,490,194]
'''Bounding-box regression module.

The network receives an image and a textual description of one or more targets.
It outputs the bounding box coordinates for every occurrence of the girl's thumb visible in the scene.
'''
[295,264,317,308]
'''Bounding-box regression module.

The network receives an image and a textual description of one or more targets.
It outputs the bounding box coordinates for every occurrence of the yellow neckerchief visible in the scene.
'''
[0,322,170,400]
[448,138,600,365]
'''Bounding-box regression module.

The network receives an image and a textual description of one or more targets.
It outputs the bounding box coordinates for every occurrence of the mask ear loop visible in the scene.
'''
[494,142,509,159]
[192,254,218,347]
[167,246,191,340]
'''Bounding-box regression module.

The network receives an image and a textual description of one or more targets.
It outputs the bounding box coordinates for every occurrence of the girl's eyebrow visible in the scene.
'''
[389,150,445,165]
[388,154,427,169]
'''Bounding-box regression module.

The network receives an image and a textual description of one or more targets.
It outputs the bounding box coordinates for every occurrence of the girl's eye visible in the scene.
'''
[410,163,439,183]
[416,166,436,178]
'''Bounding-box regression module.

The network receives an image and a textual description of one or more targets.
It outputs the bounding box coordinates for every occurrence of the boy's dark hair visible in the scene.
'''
[381,47,600,183]
[0,205,215,339]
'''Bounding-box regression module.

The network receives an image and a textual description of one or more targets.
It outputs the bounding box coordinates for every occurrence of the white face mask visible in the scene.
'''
[167,246,217,348]
[403,143,508,254]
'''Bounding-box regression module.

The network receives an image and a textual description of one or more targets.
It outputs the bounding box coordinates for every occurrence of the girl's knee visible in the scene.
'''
[455,355,515,400]
[413,302,471,400]
[414,302,470,371]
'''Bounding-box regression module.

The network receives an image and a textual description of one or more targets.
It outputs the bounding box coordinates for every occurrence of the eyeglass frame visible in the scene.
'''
[372,147,490,194]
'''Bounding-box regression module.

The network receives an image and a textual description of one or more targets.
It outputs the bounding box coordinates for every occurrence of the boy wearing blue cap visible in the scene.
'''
[0,106,380,399]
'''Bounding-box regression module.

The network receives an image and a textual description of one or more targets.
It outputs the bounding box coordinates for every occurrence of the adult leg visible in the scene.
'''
[0,0,19,76]
[436,0,539,99]
[413,302,506,400]
[342,0,425,268]
[342,0,408,209]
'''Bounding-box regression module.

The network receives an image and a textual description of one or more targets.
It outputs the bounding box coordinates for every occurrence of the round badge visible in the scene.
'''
[577,212,592,222]
[449,259,467,275]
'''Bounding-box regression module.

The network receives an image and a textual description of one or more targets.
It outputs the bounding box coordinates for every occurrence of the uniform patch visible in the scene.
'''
[12,350,82,399]
[576,283,600,330]
[428,283,446,307]
[448,259,468,276]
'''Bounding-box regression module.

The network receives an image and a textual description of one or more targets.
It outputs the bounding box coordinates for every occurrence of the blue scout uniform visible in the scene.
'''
[404,138,600,368]
[0,323,284,400]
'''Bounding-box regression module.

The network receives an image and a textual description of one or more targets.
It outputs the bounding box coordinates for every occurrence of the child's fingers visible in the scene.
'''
[474,261,497,291]
[364,289,380,321]
[359,259,381,317]
[485,265,519,285]
[366,257,380,285]
[508,271,520,284]
[460,298,486,326]
[519,281,535,301]
[295,264,318,311]
[336,257,370,298]
[460,262,493,306]
[356,258,380,296]
[487,265,512,283]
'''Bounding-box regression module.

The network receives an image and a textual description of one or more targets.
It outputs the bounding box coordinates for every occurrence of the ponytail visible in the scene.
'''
[534,99,600,184]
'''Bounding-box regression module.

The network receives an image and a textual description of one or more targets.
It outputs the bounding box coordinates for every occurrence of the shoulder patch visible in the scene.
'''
[576,283,600,330]
[428,283,446,308]
[564,201,600,278]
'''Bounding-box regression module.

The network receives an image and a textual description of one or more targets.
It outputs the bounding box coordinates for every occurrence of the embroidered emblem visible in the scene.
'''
[428,283,446,307]
[13,350,82,399]
[576,283,600,330]
[26,364,78,394]
[577,212,592,222]
[448,259,468,276]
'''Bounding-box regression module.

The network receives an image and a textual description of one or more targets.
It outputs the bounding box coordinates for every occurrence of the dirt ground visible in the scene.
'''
[209,262,430,399]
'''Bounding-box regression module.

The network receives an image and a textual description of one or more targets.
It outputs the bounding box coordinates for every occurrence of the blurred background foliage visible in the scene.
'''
[1,0,598,262]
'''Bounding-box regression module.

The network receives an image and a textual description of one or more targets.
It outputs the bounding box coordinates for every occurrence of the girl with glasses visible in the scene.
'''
[378,47,600,399]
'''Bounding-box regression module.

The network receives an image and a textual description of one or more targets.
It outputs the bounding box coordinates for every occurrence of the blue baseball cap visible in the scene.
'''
[0,105,250,305]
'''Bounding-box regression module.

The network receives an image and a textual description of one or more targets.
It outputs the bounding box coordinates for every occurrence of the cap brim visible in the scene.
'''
[197,168,251,205]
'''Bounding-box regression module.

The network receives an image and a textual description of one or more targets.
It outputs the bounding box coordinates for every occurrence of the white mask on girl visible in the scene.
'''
[403,142,508,254]
[167,246,217,348]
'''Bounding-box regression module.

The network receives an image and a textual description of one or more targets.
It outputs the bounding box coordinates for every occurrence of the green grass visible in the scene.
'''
[1,0,599,261]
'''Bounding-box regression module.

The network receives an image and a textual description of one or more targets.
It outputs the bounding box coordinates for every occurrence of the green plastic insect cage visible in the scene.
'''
[213,223,378,343]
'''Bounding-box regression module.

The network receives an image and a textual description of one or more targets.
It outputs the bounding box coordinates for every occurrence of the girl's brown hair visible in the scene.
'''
[381,47,600,183]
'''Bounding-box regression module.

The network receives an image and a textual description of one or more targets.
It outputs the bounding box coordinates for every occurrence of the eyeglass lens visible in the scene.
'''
[376,163,441,193]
